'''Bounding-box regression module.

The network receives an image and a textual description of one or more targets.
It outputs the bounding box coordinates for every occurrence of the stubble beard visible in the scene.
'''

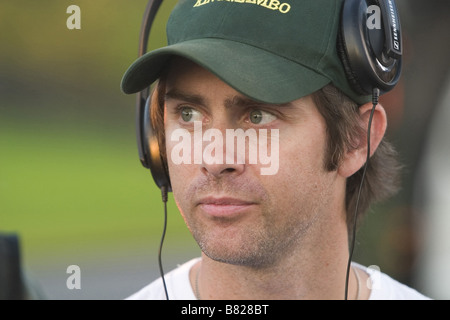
[185,194,319,270]
[175,167,332,271]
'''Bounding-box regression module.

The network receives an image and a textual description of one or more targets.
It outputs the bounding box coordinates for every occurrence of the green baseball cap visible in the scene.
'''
[121,0,371,105]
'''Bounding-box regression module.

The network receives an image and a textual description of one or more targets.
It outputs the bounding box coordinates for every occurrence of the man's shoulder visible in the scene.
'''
[126,258,199,300]
[355,263,431,300]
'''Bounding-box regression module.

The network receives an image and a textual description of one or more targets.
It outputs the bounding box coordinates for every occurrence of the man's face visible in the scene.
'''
[163,59,343,268]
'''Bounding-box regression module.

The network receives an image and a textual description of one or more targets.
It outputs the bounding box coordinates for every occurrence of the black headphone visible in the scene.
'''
[135,0,171,192]
[135,0,402,192]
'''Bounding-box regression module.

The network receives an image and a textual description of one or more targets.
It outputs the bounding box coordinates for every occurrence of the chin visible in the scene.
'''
[194,228,279,269]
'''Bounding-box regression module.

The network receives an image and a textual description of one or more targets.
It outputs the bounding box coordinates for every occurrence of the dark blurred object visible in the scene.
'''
[385,0,450,284]
[404,0,450,298]
[0,233,45,300]
[399,0,450,160]
[396,0,450,281]
[0,233,25,299]
[355,0,450,291]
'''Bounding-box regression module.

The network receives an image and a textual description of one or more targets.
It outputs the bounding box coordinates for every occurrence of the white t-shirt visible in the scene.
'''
[126,258,430,300]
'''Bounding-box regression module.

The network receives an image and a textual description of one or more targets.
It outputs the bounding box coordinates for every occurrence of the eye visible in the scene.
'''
[248,110,277,125]
[180,107,202,123]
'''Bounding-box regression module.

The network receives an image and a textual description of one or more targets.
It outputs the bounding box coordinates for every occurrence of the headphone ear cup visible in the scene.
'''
[138,94,172,192]
[337,28,367,96]
[338,0,402,96]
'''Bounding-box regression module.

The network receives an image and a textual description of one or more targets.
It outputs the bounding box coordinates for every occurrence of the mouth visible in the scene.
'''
[196,197,257,218]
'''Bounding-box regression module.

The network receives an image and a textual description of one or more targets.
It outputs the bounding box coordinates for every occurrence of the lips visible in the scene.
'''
[196,197,256,218]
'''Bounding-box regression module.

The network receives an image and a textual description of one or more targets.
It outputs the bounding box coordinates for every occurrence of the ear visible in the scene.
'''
[337,102,387,178]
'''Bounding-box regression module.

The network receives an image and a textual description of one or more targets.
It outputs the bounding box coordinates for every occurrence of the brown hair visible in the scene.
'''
[150,80,401,235]
[312,84,402,233]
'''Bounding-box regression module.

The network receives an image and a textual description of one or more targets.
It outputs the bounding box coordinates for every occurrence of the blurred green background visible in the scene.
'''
[1,1,449,299]
[1,0,199,299]
[1,0,180,255]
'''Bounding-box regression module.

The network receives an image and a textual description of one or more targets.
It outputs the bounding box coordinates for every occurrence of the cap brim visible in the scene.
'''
[121,38,331,104]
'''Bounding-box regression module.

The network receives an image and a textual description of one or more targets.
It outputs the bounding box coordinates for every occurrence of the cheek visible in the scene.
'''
[164,125,193,204]
[165,151,197,225]
[270,126,329,196]
[281,124,327,171]
[165,139,194,192]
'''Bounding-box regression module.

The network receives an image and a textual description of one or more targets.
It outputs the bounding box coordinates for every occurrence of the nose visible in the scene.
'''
[201,160,245,179]
[200,125,246,179]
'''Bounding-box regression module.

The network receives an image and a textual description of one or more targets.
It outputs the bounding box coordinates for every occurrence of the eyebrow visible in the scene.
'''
[224,95,293,110]
[164,88,293,110]
[164,89,206,106]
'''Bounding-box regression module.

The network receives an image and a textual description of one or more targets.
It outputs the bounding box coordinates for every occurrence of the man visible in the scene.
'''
[121,0,428,299]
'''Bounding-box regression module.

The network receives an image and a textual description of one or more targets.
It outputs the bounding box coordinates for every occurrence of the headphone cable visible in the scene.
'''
[159,186,169,300]
[344,88,380,300]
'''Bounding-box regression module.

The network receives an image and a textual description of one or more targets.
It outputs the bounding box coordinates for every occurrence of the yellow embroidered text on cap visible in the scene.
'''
[194,0,291,14]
